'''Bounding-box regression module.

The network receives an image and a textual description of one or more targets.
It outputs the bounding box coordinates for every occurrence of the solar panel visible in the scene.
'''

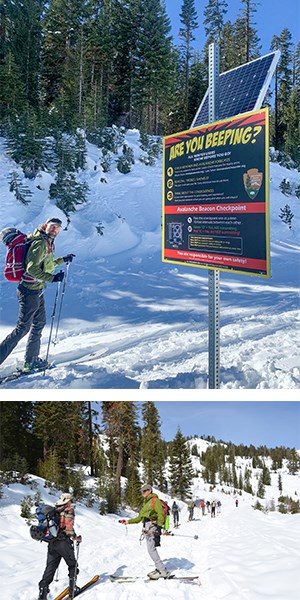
[192,51,280,127]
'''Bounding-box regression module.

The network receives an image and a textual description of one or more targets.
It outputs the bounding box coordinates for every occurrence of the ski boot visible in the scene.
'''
[148,569,171,580]
[23,357,50,373]
[38,587,49,600]
[68,577,80,597]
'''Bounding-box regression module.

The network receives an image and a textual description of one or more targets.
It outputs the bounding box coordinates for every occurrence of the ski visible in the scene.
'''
[110,574,200,583]
[52,586,69,600]
[0,349,109,385]
[53,575,99,600]
[0,364,53,385]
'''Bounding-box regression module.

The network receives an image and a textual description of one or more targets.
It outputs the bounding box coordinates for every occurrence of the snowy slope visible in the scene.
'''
[0,467,299,600]
[0,132,299,389]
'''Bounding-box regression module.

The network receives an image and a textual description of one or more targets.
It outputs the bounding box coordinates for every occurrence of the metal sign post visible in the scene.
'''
[208,43,220,389]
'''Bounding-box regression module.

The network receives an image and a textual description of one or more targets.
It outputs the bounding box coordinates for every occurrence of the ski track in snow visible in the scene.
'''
[0,132,299,389]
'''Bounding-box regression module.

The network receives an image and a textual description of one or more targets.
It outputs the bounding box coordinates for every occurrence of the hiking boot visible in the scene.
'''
[23,357,49,372]
[38,587,49,600]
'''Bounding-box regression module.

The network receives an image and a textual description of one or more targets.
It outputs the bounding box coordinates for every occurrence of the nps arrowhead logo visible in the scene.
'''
[243,168,263,199]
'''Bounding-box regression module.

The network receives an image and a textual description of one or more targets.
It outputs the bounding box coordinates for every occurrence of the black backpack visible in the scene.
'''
[30,504,60,542]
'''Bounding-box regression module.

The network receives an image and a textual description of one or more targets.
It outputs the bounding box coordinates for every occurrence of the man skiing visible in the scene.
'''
[188,500,195,521]
[119,484,171,580]
[0,217,75,371]
[38,493,82,600]
[171,500,180,527]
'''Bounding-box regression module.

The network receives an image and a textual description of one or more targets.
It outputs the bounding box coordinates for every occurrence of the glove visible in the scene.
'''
[53,271,64,282]
[63,253,76,263]
[75,535,82,543]
[119,519,128,524]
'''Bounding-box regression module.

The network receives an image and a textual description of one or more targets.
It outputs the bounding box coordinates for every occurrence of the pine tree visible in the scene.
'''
[49,132,89,221]
[77,402,100,476]
[278,473,283,492]
[169,428,194,499]
[101,402,140,497]
[5,107,45,178]
[271,29,293,150]
[244,467,253,494]
[236,0,261,63]
[41,0,88,110]
[108,0,140,129]
[37,447,63,488]
[232,465,238,489]
[84,0,119,129]
[283,86,300,163]
[203,0,228,44]
[8,171,33,205]
[262,464,271,485]
[179,0,199,126]
[257,473,265,498]
[203,0,227,73]
[3,0,44,110]
[0,51,26,123]
[238,470,243,490]
[279,204,294,229]
[33,402,82,465]
[0,401,38,470]
[220,21,237,71]
[131,0,173,133]
[124,459,142,509]
[287,449,300,475]
[141,401,165,486]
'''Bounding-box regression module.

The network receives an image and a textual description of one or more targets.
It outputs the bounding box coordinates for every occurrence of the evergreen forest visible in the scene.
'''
[0,0,299,188]
[0,401,299,515]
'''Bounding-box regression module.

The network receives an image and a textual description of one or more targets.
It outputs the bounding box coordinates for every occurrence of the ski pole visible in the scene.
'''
[53,261,71,345]
[164,533,199,539]
[43,275,62,375]
[71,540,80,600]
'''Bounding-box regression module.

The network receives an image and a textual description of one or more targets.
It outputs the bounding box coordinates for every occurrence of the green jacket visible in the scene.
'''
[128,493,165,527]
[23,228,64,290]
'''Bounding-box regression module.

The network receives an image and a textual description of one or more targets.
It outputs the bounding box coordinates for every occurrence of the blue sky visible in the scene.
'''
[138,401,300,448]
[164,0,299,56]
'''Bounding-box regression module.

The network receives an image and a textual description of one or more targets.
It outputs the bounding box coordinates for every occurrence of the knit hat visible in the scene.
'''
[46,217,62,227]
[56,492,72,506]
[141,483,152,493]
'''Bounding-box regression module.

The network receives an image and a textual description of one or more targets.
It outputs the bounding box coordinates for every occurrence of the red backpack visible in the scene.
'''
[0,227,34,282]
[151,497,170,525]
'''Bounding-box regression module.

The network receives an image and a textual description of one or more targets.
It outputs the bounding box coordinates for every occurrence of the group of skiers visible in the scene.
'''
[187,498,222,519]
[36,484,174,598]
[35,485,235,597]
[0,217,75,371]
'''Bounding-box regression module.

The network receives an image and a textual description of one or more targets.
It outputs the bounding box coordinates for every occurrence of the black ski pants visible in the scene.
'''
[39,537,76,589]
[0,283,46,365]
[173,510,179,526]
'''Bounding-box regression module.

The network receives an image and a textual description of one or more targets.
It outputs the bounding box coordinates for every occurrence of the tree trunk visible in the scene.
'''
[116,441,123,497]
[88,401,94,476]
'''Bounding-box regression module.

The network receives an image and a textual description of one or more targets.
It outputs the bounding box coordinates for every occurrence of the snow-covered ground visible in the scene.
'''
[0,131,299,388]
[1,466,299,600]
